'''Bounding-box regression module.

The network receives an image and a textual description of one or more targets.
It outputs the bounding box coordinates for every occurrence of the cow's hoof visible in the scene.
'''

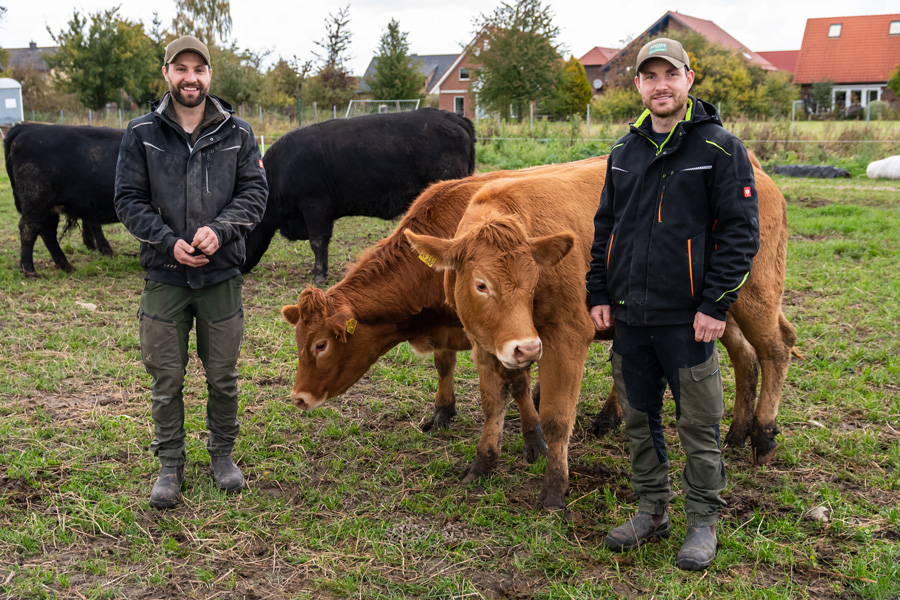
[751,421,780,465]
[589,411,622,437]
[313,274,327,286]
[523,426,548,463]
[724,425,749,449]
[461,453,496,484]
[61,264,76,273]
[420,405,457,432]
[100,248,116,257]
[22,270,39,279]
[534,489,566,512]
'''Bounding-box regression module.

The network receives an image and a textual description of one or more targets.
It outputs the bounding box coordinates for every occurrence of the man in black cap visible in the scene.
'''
[115,35,268,508]
[586,37,759,570]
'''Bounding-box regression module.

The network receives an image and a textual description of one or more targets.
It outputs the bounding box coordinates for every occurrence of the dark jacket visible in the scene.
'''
[115,93,268,289]
[586,97,759,325]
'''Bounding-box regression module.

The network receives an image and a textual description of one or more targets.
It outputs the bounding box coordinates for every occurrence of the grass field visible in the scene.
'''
[0,140,899,599]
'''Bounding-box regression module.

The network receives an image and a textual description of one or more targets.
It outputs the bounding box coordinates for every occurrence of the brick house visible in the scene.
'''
[594,11,776,89]
[793,14,900,110]
[579,46,619,95]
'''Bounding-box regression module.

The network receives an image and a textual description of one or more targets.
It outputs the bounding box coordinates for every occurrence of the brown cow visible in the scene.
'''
[404,170,605,510]
[279,158,615,442]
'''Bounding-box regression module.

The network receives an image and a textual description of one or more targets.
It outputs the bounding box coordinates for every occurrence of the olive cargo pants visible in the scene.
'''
[138,277,244,467]
[611,321,727,527]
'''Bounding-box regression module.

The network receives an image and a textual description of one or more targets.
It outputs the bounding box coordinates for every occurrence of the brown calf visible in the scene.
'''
[405,169,606,509]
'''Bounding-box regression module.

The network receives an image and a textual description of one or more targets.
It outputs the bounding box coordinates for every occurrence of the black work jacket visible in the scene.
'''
[114,93,268,289]
[586,97,760,325]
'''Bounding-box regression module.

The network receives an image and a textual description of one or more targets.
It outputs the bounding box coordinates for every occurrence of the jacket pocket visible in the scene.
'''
[677,350,724,425]
[687,230,705,299]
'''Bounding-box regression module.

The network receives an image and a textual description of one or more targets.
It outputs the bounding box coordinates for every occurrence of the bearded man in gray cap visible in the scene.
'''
[585,37,759,570]
[115,35,268,508]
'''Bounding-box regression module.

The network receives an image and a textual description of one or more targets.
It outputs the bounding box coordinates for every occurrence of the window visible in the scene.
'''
[454,96,465,116]
[828,23,842,38]
[459,67,470,81]
[890,21,900,35]
[868,90,878,104]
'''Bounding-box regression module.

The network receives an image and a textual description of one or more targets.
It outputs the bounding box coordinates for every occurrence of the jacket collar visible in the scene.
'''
[631,96,721,153]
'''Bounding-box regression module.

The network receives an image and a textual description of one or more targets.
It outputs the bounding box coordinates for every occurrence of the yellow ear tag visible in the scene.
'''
[418,252,437,268]
[345,318,357,334]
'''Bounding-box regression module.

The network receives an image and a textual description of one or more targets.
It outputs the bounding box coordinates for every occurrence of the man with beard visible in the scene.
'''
[585,38,759,570]
[115,35,268,509]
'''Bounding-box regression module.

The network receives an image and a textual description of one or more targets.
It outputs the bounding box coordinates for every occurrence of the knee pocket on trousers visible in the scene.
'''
[678,351,724,425]
[139,311,183,371]
[207,308,244,367]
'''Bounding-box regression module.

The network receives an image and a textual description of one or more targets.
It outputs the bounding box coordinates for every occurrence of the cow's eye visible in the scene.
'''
[314,341,327,354]
[475,280,489,295]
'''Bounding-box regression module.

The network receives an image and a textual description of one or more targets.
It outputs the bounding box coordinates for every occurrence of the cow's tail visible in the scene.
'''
[3,125,26,214]
[458,114,477,175]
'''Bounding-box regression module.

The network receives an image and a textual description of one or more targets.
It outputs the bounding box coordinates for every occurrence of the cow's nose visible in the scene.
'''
[513,339,542,363]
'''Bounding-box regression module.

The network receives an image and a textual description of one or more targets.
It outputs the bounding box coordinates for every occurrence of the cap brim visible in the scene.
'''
[637,56,686,72]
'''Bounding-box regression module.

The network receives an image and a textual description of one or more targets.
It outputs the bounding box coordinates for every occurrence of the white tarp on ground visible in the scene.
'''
[866,155,900,180]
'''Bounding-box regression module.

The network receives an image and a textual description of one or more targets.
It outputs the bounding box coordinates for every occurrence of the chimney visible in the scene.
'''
[29,42,37,51]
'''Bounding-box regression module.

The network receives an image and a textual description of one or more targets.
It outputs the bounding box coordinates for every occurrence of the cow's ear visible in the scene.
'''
[530,232,575,268]
[282,305,301,325]
[403,229,458,271]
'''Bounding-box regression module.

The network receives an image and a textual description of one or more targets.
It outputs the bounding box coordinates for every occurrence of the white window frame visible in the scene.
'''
[831,85,882,108]
[459,67,470,81]
[454,96,465,116]
[828,23,842,38]
[890,21,900,35]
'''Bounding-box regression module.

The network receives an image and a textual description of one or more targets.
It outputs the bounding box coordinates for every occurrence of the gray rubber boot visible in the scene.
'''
[150,465,184,509]
[676,525,718,570]
[210,455,245,493]
[604,511,670,551]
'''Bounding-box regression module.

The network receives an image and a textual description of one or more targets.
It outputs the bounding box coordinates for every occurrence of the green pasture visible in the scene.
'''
[0,138,898,599]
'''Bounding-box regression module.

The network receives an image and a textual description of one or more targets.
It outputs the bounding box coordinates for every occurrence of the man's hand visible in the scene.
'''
[174,239,210,267]
[192,226,219,257]
[693,311,726,343]
[590,304,613,331]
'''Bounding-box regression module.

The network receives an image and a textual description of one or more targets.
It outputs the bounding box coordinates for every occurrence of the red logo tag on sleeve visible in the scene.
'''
[743,186,752,198]
[258,159,264,169]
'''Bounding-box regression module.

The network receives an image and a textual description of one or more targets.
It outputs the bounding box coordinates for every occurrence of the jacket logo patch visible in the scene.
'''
[743,186,752,198]
[258,159,264,169]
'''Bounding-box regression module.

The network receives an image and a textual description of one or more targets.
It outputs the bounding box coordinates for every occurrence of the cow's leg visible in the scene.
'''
[39,214,75,272]
[18,218,42,277]
[746,312,796,465]
[533,330,591,511]
[309,227,333,285]
[509,367,546,463]
[462,345,508,483]
[85,221,114,256]
[589,386,623,437]
[720,313,759,450]
[421,349,458,432]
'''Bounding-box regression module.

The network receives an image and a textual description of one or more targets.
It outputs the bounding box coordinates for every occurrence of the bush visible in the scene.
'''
[866,101,900,121]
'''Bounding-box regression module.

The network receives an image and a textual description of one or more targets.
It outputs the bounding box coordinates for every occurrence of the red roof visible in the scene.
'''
[666,12,777,71]
[793,14,900,84]
[580,46,619,67]
[757,50,800,74]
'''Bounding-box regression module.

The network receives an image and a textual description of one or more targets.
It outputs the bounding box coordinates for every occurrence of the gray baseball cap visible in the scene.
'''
[635,38,691,72]
[164,35,211,66]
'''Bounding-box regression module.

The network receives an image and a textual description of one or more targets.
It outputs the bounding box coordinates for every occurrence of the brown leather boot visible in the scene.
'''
[150,465,184,509]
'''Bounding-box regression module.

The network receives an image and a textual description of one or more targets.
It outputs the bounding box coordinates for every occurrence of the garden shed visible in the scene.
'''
[0,78,24,124]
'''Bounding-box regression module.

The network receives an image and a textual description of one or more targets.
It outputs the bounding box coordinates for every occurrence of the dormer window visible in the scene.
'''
[890,21,900,35]
[828,24,842,38]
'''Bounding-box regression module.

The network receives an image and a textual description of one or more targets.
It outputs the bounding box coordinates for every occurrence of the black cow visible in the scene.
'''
[243,107,476,283]
[4,123,123,276]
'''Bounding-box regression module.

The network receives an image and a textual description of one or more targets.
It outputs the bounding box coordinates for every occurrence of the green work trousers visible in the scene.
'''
[138,276,245,467]
[611,321,727,527]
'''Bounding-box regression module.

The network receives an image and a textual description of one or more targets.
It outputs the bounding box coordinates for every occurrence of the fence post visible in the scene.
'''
[118,109,122,129]
[89,109,92,126]
[60,109,63,124]
[586,104,590,136]
[298,99,302,126]
[313,101,318,123]
[791,100,804,136]
[260,135,265,155]
[333,105,337,119]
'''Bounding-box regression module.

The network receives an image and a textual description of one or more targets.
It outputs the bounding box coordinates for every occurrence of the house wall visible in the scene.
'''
[438,38,486,120]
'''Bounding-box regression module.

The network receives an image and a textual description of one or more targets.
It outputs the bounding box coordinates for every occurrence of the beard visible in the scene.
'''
[643,93,688,119]
[169,82,208,108]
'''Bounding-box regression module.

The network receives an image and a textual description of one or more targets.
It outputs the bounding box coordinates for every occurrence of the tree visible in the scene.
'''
[544,55,591,118]
[172,0,232,45]
[0,5,10,68]
[261,56,311,116]
[46,7,161,110]
[887,66,900,97]
[305,6,355,110]
[473,0,564,121]
[211,44,265,108]
[367,19,425,101]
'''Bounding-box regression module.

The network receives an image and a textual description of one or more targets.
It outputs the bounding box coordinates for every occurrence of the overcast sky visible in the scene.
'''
[3,0,898,76]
